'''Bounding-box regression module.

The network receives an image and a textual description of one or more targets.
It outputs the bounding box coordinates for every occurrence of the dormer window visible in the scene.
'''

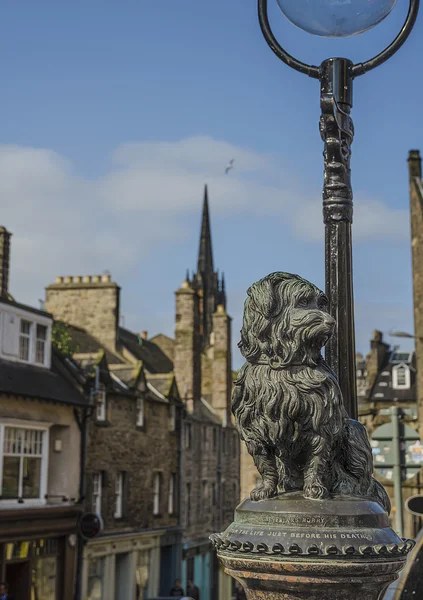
[392,364,410,390]
[0,305,51,368]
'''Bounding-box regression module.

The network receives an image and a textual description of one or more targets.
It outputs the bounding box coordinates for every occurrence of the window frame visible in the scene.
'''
[185,423,192,450]
[169,404,176,432]
[0,420,51,506]
[392,364,411,390]
[96,385,107,422]
[35,324,48,365]
[153,472,162,516]
[136,397,145,428]
[92,471,102,516]
[114,472,123,519]
[168,473,176,515]
[19,319,32,362]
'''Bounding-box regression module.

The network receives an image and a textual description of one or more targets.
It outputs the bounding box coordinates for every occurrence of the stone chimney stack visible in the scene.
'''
[0,227,12,299]
[408,149,423,437]
[45,274,120,352]
[211,304,232,426]
[174,279,201,413]
[365,330,389,393]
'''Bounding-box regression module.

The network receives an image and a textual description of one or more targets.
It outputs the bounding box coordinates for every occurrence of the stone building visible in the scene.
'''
[166,187,239,600]
[357,330,422,538]
[44,186,239,600]
[45,276,183,600]
[0,227,89,600]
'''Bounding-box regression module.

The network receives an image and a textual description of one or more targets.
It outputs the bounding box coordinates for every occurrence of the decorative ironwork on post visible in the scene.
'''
[257,0,419,419]
[320,57,357,419]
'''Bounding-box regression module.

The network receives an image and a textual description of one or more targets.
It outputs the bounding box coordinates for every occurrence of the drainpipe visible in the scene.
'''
[74,409,88,600]
[74,380,95,600]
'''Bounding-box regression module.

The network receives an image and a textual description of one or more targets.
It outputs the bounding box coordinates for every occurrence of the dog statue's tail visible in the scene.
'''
[332,418,391,514]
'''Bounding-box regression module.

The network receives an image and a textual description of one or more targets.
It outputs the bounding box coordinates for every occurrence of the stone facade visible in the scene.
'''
[174,283,201,414]
[168,188,239,600]
[45,275,120,353]
[84,385,180,533]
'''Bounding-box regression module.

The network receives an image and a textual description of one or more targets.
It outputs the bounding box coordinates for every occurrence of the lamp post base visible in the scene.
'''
[211,493,414,600]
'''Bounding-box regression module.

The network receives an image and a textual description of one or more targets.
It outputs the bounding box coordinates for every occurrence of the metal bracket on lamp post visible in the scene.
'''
[258,0,420,421]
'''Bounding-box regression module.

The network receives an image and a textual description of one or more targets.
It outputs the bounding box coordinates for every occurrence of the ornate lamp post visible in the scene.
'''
[211,3,420,600]
[259,0,419,420]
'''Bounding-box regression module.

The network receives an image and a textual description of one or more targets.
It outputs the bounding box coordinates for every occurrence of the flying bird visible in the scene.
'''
[225,159,235,175]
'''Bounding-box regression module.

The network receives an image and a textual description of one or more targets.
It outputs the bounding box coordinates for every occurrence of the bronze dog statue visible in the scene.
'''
[233,272,390,512]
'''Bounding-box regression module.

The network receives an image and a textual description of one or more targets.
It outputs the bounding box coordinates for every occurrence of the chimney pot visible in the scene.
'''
[64,276,72,284]
[82,275,90,283]
[92,275,100,283]
[55,276,64,284]
[141,331,148,340]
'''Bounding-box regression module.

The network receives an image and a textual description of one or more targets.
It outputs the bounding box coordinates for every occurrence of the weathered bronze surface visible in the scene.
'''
[233,273,389,510]
[211,495,414,600]
[212,273,415,600]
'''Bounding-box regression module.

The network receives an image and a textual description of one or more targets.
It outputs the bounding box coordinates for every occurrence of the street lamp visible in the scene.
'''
[276,0,399,37]
[259,0,419,421]
[212,3,420,600]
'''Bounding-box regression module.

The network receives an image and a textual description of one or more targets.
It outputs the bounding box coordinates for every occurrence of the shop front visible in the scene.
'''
[0,504,81,600]
[82,531,163,600]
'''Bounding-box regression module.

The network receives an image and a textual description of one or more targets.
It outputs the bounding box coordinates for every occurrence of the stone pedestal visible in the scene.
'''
[211,493,414,600]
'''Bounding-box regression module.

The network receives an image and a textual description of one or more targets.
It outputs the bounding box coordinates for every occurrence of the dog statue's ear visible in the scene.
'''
[238,277,283,362]
[247,276,280,319]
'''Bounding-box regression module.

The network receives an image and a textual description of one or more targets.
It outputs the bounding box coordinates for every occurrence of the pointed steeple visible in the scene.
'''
[197,185,214,275]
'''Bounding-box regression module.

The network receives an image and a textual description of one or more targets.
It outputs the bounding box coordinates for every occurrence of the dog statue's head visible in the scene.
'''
[239,272,334,368]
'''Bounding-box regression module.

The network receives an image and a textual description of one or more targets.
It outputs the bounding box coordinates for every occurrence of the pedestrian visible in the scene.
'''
[0,583,11,600]
[170,579,185,597]
[187,580,200,600]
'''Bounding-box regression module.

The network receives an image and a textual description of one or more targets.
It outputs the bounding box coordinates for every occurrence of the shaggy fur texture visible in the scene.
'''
[233,272,390,513]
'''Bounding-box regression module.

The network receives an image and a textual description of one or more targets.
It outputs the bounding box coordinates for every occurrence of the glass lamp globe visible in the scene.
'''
[276,0,399,38]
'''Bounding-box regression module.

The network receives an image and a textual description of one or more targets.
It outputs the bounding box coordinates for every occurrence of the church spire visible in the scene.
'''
[197,184,214,275]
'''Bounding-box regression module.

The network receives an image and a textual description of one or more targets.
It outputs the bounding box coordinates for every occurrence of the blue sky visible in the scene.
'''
[1,0,421,367]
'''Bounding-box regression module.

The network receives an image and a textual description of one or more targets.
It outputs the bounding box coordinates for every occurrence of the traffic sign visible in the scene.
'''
[405,495,423,517]
[371,421,423,481]
[77,513,103,541]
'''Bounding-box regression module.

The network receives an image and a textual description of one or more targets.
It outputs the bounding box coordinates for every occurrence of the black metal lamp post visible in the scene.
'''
[259,0,419,420]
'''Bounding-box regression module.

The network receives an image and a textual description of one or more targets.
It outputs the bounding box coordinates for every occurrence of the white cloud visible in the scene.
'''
[0,135,407,308]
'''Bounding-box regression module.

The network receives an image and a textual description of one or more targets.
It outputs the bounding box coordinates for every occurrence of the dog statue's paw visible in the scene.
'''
[303,483,329,500]
[250,483,277,501]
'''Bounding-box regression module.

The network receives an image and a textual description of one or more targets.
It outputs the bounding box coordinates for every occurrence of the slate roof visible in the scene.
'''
[118,328,173,374]
[68,325,125,365]
[0,352,88,406]
[147,374,173,397]
[0,297,52,319]
[369,351,417,403]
